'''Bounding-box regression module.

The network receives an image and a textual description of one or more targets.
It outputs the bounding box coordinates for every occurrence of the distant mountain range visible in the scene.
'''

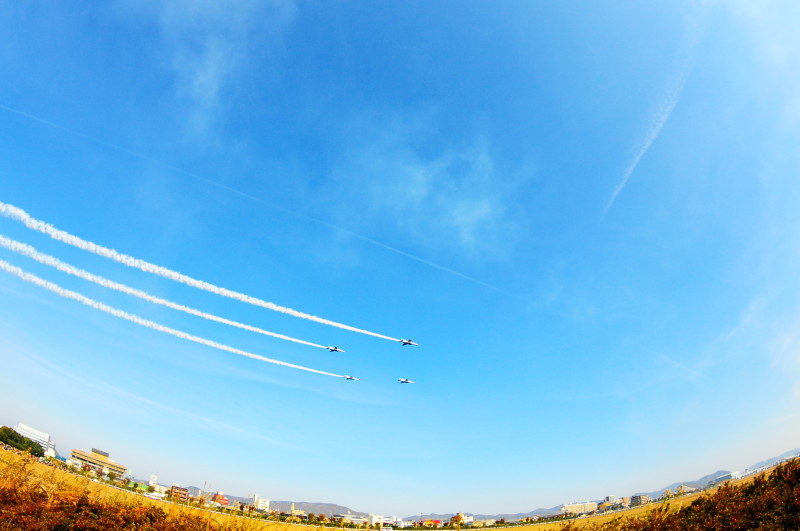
[409,448,800,521]
[149,448,799,521]
[181,488,368,517]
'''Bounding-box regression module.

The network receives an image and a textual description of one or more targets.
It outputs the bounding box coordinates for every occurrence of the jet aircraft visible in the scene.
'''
[398,378,415,384]
[327,346,344,353]
[343,375,359,381]
[399,338,418,346]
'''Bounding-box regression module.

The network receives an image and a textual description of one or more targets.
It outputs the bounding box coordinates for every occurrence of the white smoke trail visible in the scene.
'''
[0,234,330,350]
[0,259,344,378]
[1,101,515,300]
[603,9,703,216]
[604,70,688,214]
[0,200,398,342]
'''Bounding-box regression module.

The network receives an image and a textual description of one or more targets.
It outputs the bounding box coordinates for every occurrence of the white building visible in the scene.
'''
[561,501,598,514]
[12,423,56,457]
[149,475,158,487]
[253,495,270,511]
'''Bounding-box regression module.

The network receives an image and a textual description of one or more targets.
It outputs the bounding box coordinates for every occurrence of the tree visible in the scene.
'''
[0,427,44,457]
[662,489,673,499]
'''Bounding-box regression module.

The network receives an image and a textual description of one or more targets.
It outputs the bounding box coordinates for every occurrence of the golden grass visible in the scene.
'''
[0,447,315,531]
[512,470,770,530]
[0,446,783,531]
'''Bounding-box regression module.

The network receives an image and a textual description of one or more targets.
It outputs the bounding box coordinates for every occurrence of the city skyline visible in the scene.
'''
[2,0,800,517]
[3,419,796,519]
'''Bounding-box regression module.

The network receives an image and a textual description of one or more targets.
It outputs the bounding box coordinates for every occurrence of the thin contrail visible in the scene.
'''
[603,3,703,217]
[604,71,688,214]
[0,259,344,378]
[0,234,330,351]
[0,101,512,298]
[0,200,398,342]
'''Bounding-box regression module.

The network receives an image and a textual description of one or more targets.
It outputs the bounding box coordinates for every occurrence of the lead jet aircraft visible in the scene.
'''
[398,378,415,384]
[343,375,359,381]
[399,338,418,346]
[327,346,344,353]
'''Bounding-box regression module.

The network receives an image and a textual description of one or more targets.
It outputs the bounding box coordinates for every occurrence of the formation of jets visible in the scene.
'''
[341,338,419,382]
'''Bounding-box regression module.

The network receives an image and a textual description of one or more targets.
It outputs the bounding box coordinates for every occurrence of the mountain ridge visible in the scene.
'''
[168,448,800,521]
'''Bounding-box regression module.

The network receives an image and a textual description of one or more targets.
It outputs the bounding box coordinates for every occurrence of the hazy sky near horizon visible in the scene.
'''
[2,0,800,516]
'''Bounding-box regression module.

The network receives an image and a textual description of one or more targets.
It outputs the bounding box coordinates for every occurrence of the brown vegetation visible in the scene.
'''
[0,449,289,530]
[553,458,800,531]
[2,446,799,530]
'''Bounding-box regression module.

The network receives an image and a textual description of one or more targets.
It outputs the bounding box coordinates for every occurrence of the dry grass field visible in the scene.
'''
[0,447,302,530]
[2,446,796,530]
[513,471,767,531]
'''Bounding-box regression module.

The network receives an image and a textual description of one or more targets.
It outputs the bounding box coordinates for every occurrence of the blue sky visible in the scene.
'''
[2,0,800,517]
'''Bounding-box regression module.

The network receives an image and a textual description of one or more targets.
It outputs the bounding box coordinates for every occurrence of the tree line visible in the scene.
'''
[0,427,44,457]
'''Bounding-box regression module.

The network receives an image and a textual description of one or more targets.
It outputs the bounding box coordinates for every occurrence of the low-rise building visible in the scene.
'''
[253,495,270,511]
[212,492,230,506]
[561,501,598,515]
[630,495,650,507]
[70,448,127,477]
[448,513,474,525]
[714,472,742,484]
[169,485,189,503]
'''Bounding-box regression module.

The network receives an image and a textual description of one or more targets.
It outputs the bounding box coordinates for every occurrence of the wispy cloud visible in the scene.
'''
[12,345,296,448]
[330,116,522,256]
[657,353,705,381]
[604,73,688,213]
[604,11,703,214]
[727,0,800,129]
[0,103,520,298]
[120,0,296,135]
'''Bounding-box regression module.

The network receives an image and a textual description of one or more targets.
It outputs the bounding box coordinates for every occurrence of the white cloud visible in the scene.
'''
[120,0,296,136]
[725,0,800,128]
[329,119,522,255]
